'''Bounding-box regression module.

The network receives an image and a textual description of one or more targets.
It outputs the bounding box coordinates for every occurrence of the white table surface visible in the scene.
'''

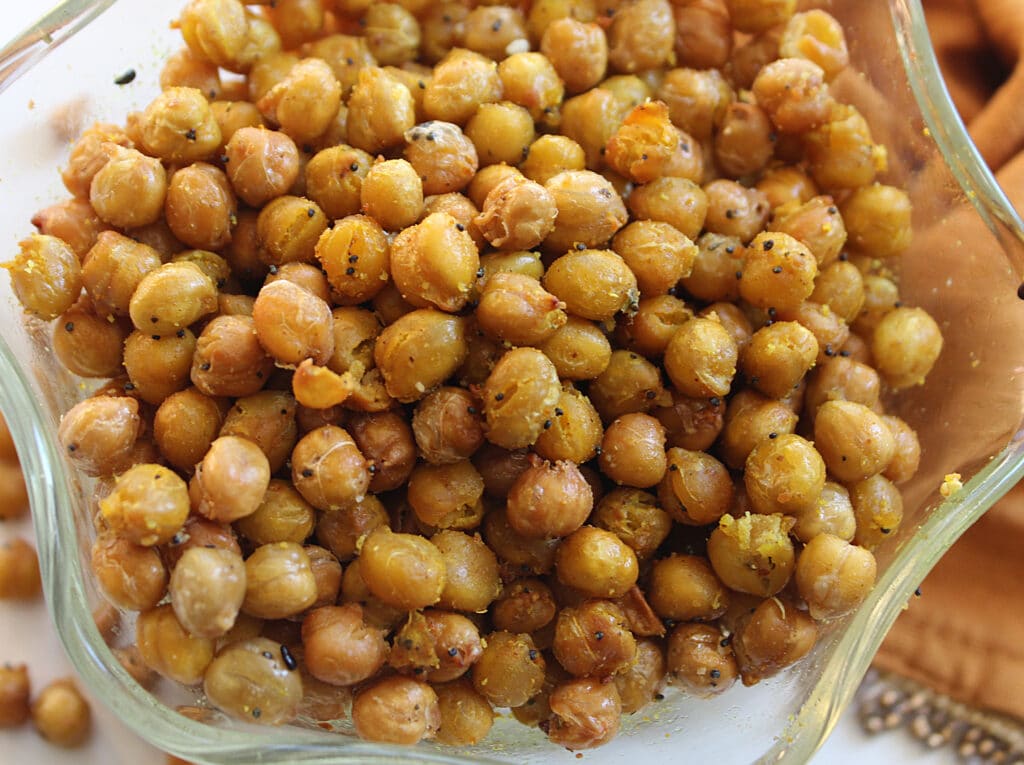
[0,3,960,763]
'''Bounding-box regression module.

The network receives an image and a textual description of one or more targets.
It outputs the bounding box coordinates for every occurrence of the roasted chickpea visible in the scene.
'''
[482,506,559,576]
[61,122,133,198]
[256,195,328,266]
[407,461,485,531]
[663,315,738,399]
[871,306,943,390]
[121,329,195,405]
[506,458,593,539]
[432,530,502,613]
[434,680,494,746]
[153,388,223,472]
[740,321,819,399]
[30,197,106,258]
[359,527,446,610]
[136,604,215,685]
[4,234,82,321]
[714,102,775,178]
[543,172,629,255]
[556,526,638,599]
[482,347,561,449]
[533,383,603,464]
[744,433,825,516]
[707,513,795,597]
[752,58,833,134]
[301,603,388,686]
[224,126,300,207]
[657,446,734,525]
[30,679,91,748]
[881,415,921,484]
[423,49,502,125]
[471,631,545,707]
[390,212,478,310]
[538,317,613,381]
[235,480,315,546]
[672,0,733,70]
[739,231,817,312]
[170,546,246,637]
[100,464,189,546]
[552,599,636,679]
[814,400,895,483]
[128,261,217,337]
[803,104,887,191]
[242,542,317,619]
[0,538,41,600]
[733,596,817,685]
[718,391,799,470]
[352,675,440,744]
[191,435,271,523]
[91,533,167,612]
[257,58,341,144]
[850,474,904,550]
[138,87,221,162]
[703,180,771,243]
[375,309,468,403]
[0,664,30,728]
[251,279,334,367]
[291,425,370,511]
[493,578,558,634]
[795,534,876,620]
[89,145,167,229]
[360,158,424,233]
[666,623,737,696]
[591,488,671,561]
[203,637,302,725]
[546,677,621,750]
[649,554,729,622]
[599,413,667,488]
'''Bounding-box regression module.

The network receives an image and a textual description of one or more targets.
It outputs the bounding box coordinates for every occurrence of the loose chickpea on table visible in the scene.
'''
[1,0,951,755]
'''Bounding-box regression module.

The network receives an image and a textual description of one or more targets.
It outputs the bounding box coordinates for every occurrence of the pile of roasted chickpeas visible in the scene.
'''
[0,415,93,749]
[4,0,944,752]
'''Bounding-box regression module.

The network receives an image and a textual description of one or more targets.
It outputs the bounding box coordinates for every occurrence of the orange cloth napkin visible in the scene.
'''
[872,0,1024,722]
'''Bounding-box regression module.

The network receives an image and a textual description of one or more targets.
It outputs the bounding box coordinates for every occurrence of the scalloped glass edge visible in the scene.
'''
[0,1,1021,764]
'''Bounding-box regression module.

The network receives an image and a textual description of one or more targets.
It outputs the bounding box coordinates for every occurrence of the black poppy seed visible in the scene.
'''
[427,132,436,142]
[255,371,264,379]
[492,19,502,31]
[880,527,891,534]
[768,432,778,439]
[252,708,261,719]
[555,407,564,416]
[64,322,74,332]
[655,693,665,701]
[220,154,229,164]
[302,468,314,477]
[914,587,922,597]
[668,463,678,472]
[346,57,354,65]
[735,271,743,280]
[67,444,77,452]
[185,128,196,141]
[594,631,604,641]
[840,455,848,461]
[114,69,136,85]
[349,162,359,172]
[575,242,587,250]
[720,636,731,647]
[151,334,161,341]
[772,265,783,273]
[1018,283,1024,301]
[217,278,226,288]
[640,153,648,161]
[645,390,657,400]
[725,209,737,219]
[476,267,485,277]
[268,264,278,274]
[767,307,777,317]
[467,406,477,414]
[495,392,504,401]
[594,445,602,455]
[368,464,378,474]
[839,252,849,261]
[150,316,159,323]
[749,376,759,384]
[302,144,314,154]
[307,208,316,218]
[709,397,721,406]
[124,382,135,391]
[262,651,273,660]
[345,267,356,275]
[599,146,606,156]
[763,239,774,250]
[824,344,835,357]
[349,255,359,263]
[418,80,425,89]
[280,409,287,415]
[200,362,211,371]
[839,349,851,357]
[894,300,904,308]
[448,647,459,657]
[528,649,538,660]
[827,206,838,214]
[710,669,721,679]
[543,420,552,429]
[455,223,465,231]
[725,245,736,254]
[281,645,297,671]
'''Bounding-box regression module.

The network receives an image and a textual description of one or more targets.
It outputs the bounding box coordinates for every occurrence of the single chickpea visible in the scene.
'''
[31,679,91,748]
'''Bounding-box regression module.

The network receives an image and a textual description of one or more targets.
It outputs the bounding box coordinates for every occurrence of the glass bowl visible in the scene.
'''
[1,1,1023,763]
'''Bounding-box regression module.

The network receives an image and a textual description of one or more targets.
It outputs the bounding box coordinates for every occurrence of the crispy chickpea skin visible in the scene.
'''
[100,464,189,546]
[553,599,637,678]
[375,309,468,403]
[192,435,271,523]
[128,261,217,335]
[352,675,440,745]
[252,279,334,366]
[664,315,738,399]
[291,425,370,511]
[390,212,478,311]
[407,460,485,530]
[507,458,593,539]
[412,386,486,465]
[667,623,738,696]
[472,631,545,707]
[658,446,734,525]
[543,172,629,255]
[475,176,557,251]
[31,679,91,748]
[708,513,796,597]
[599,413,667,489]
[301,603,388,686]
[242,542,317,619]
[814,400,895,483]
[795,533,877,620]
[225,126,300,206]
[138,87,222,163]
[556,526,639,599]
[543,248,638,322]
[5,234,82,320]
[483,347,561,450]
[169,546,246,638]
[476,272,566,347]
[871,306,943,389]
[433,530,502,613]
[89,145,167,229]
[203,638,303,725]
[360,527,446,610]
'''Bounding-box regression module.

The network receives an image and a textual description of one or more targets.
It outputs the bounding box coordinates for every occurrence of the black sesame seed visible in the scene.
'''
[151,334,161,341]
[350,163,359,172]
[491,19,502,31]
[594,631,604,641]
[281,645,297,670]
[455,223,465,231]
[528,649,538,660]
[772,265,783,273]
[710,669,721,679]
[252,708,261,719]
[307,208,316,218]
[839,350,851,357]
[669,463,678,471]
[67,444,77,452]
[914,587,922,597]
[345,267,356,275]
[735,271,743,280]
[349,255,359,263]
[763,239,774,251]
[543,419,552,429]
[725,209,737,219]
[262,651,274,660]
[495,392,504,401]
[448,647,459,656]
[768,432,778,439]
[467,406,477,414]
[575,242,587,250]
[114,69,136,85]
[64,322,74,332]
[184,128,196,141]
[302,468,314,477]
[476,267,485,277]
[709,397,720,406]
[720,636,731,647]
[200,362,211,371]
[368,464,378,474]
[554,407,564,416]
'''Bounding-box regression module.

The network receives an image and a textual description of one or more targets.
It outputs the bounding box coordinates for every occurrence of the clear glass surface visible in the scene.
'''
[0,1,1022,763]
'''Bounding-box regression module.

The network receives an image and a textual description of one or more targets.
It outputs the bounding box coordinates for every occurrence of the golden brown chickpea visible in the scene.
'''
[755,164,817,210]
[423,49,503,125]
[359,527,446,610]
[31,197,106,257]
[850,474,904,550]
[606,0,674,73]
[209,100,265,154]
[161,514,241,572]
[611,638,664,714]
[412,387,485,465]
[558,89,621,173]
[506,458,593,539]
[125,329,196,405]
[345,66,416,154]
[360,158,424,233]
[256,58,341,144]
[739,231,818,312]
[791,480,856,543]
[718,391,798,470]
[352,675,440,744]
[402,121,478,196]
[242,542,317,619]
[4,234,80,321]
[553,599,637,678]
[627,176,709,240]
[342,415,412,494]
[810,261,865,325]
[598,413,667,489]
[739,321,819,399]
[534,383,603,464]
[433,680,494,746]
[613,221,697,297]
[248,51,300,103]
[670,0,731,69]
[482,506,559,575]
[136,604,215,685]
[707,513,795,597]
[881,415,921,484]
[546,676,621,750]
[203,637,302,725]
[222,209,267,285]
[613,296,692,361]
[467,163,524,209]
[461,5,526,60]
[256,195,328,266]
[655,67,731,143]
[752,58,833,134]
[192,435,271,523]
[236,479,315,546]
[475,178,557,252]
[389,212,477,310]
[407,461,485,530]
[871,306,943,390]
[814,400,895,483]
[164,162,236,251]
[89,145,167,229]
[679,233,744,303]
[471,630,545,707]
[703,180,771,243]
[61,122,133,198]
[520,136,586,187]
[91,533,167,611]
[464,102,534,169]
[301,545,347,613]
[663,315,737,399]
[543,248,637,322]
[803,104,887,191]
[290,425,370,511]
[153,388,224,472]
[220,390,297,474]
[375,309,468,403]
[803,356,880,424]
[251,279,334,367]
[313,217,389,307]
[547,171,631,249]
[712,102,775,178]
[0,462,28,521]
[733,596,817,685]
[556,526,638,599]
[496,52,563,129]
[423,193,486,249]
[851,273,900,338]
[655,446,732,526]
[301,603,388,686]
[178,0,248,69]
[538,316,612,381]
[138,87,221,163]
[744,433,825,517]
[224,126,299,207]
[99,464,189,546]
[315,495,390,563]
[128,262,217,337]
[537,18,604,95]
[649,553,729,622]
[432,530,502,613]
[363,3,421,65]
[493,578,558,634]
[666,622,737,696]
[170,546,246,638]
[795,533,876,621]
[476,272,565,346]
[591,488,671,560]
[0,538,41,600]
[771,197,846,269]
[840,184,912,259]
[420,2,469,63]
[482,347,561,450]
[30,679,91,748]
[84,235,163,322]
[0,663,30,727]
[304,145,372,221]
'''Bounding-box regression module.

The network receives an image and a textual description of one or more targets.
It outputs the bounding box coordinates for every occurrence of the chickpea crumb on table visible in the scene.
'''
[0,0,949,757]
